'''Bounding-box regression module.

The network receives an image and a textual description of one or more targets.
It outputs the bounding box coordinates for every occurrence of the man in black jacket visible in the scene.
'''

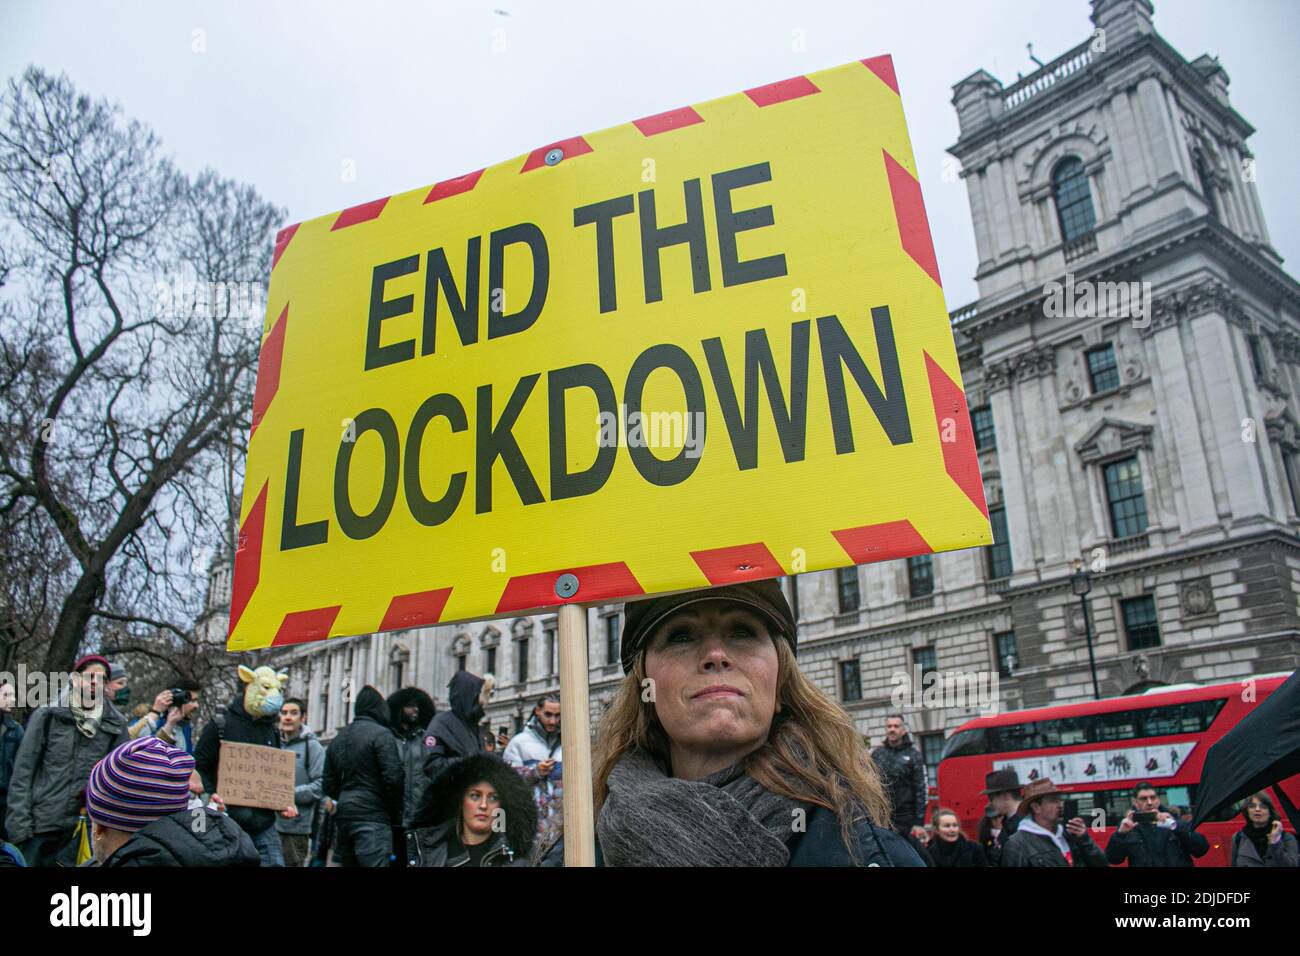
[323,685,404,866]
[980,768,1023,866]
[1000,778,1108,867]
[423,671,489,785]
[1105,782,1209,867]
[388,687,436,831]
[194,665,292,866]
[870,714,928,840]
[388,686,436,866]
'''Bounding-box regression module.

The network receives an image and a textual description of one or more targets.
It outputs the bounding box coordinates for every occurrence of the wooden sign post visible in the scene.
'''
[558,603,596,866]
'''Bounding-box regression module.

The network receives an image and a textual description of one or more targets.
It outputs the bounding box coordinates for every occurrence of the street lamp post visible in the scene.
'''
[1071,560,1101,700]
[514,692,525,735]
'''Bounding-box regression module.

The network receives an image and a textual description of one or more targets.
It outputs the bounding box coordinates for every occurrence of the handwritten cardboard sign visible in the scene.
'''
[216,741,296,810]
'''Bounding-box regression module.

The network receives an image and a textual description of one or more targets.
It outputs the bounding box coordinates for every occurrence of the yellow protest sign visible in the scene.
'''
[228,55,990,651]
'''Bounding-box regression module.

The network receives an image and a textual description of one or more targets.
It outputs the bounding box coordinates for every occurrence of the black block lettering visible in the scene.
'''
[817,306,911,452]
[365,256,419,371]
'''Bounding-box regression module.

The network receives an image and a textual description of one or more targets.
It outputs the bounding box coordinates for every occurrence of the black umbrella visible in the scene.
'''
[1191,670,1300,831]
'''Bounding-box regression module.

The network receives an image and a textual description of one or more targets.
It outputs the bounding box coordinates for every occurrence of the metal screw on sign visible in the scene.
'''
[555,573,579,598]
[544,147,564,167]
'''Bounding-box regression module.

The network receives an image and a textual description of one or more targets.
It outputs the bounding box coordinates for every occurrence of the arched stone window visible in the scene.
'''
[452,632,472,672]
[1053,156,1096,242]
[389,643,410,691]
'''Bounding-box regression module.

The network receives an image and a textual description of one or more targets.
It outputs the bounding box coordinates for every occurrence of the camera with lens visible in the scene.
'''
[169,688,192,707]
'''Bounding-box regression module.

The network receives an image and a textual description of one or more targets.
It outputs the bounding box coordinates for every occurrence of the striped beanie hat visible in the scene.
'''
[86,737,195,832]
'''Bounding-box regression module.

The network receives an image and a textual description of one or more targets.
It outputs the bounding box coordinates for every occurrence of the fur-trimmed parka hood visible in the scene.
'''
[411,753,538,857]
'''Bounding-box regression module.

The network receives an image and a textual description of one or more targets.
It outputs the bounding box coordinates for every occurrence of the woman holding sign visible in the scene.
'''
[542,580,922,866]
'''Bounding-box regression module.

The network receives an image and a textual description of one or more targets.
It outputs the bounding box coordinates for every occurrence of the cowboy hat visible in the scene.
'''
[1017,778,1066,818]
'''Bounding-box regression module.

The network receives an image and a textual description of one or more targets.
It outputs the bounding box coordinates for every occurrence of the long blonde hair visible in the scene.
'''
[594,637,891,854]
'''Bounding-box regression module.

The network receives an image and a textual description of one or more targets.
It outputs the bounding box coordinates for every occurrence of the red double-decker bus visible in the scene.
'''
[936,673,1297,866]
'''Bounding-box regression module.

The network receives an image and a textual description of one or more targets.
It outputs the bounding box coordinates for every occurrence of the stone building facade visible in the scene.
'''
[793,0,1300,783]
[267,603,627,743]
[205,0,1299,766]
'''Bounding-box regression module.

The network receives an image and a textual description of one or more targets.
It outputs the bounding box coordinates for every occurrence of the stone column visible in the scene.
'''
[1135,75,1181,188]
[1107,88,1154,202]
[988,371,1034,578]
[1022,365,1068,565]
[1143,317,1219,532]
[1191,310,1271,523]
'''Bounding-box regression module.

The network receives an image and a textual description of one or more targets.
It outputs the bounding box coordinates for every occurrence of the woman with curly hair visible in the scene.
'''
[410,754,537,867]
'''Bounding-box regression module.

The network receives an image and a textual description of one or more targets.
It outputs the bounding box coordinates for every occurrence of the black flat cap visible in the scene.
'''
[620,579,797,674]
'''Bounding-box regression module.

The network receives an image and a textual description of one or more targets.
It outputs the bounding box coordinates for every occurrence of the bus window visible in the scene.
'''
[940,727,987,759]
[941,696,1229,759]
[989,722,1041,752]
[1094,709,1139,742]
[1164,786,1191,808]
[1139,700,1226,736]
[1205,794,1251,824]
[1061,793,1095,823]
[1039,715,1090,747]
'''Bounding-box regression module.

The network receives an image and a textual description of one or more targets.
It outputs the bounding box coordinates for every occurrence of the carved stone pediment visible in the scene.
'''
[1075,418,1153,464]
[983,344,1056,391]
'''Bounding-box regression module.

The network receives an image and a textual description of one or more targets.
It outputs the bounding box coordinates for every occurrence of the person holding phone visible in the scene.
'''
[1232,791,1299,867]
[1000,778,1107,867]
[503,693,563,853]
[1105,781,1208,867]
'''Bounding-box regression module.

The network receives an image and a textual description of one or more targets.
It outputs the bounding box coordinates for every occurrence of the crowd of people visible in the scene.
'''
[0,581,1296,868]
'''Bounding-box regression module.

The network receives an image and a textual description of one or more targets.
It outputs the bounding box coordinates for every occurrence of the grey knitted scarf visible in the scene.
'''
[597,748,800,866]
[67,686,104,739]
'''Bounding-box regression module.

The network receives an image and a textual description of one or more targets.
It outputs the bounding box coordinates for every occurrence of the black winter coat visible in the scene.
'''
[410,753,536,866]
[323,686,404,825]
[99,808,260,867]
[870,735,927,830]
[423,671,486,784]
[0,713,23,797]
[1000,827,1108,867]
[1104,806,1209,867]
[980,813,1020,867]
[387,687,436,829]
[927,834,990,867]
[194,697,281,837]
[540,807,925,867]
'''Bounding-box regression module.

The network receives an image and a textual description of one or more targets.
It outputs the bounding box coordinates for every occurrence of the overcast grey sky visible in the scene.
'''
[4,0,1297,309]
